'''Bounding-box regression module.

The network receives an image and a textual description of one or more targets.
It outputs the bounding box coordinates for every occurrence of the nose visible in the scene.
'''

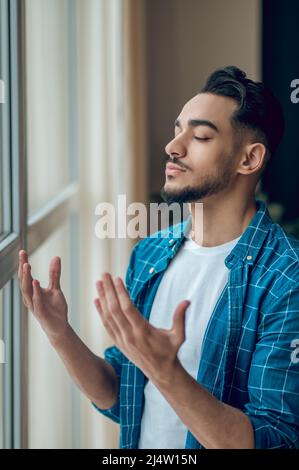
[164,135,187,159]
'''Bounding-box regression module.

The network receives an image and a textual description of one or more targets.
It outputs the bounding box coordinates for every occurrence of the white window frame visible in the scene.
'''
[0,0,80,449]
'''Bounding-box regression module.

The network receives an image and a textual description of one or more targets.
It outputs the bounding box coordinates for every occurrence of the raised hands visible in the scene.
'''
[94,272,191,383]
[18,250,69,342]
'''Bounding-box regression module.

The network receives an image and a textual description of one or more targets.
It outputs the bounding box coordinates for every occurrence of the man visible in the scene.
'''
[19,66,299,449]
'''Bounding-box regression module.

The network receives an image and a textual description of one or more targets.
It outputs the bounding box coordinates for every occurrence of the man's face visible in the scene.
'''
[161,92,241,204]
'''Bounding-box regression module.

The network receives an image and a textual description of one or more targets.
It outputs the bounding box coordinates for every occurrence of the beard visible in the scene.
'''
[160,159,235,204]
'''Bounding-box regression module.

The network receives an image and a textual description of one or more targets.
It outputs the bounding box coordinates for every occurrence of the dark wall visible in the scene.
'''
[262,0,299,221]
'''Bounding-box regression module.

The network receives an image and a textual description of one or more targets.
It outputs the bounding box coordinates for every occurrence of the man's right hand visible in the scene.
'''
[18,250,69,343]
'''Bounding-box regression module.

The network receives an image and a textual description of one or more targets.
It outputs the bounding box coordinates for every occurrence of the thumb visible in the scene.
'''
[48,256,61,290]
[171,300,190,343]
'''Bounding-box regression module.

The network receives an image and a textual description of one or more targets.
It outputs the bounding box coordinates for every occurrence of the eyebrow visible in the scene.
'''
[174,118,219,132]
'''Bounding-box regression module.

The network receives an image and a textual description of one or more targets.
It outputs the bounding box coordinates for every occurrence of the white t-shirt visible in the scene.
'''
[137,230,241,449]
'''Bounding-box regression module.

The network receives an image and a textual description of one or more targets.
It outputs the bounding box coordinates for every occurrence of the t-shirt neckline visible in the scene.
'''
[184,230,242,255]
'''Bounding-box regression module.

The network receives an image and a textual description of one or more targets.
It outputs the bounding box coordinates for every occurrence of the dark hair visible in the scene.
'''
[200,65,285,157]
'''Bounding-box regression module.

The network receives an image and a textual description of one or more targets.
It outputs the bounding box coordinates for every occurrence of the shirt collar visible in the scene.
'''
[164,199,273,269]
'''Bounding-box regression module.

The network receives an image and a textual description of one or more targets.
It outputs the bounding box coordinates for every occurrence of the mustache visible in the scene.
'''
[164,155,190,171]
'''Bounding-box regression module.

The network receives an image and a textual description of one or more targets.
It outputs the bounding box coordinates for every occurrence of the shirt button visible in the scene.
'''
[168,239,175,245]
[246,255,252,261]
[149,267,155,274]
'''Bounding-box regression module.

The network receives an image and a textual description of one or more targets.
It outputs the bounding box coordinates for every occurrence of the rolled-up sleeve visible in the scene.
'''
[92,345,123,424]
[244,282,299,448]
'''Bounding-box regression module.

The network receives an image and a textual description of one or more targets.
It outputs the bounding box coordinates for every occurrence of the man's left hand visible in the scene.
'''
[94,272,191,383]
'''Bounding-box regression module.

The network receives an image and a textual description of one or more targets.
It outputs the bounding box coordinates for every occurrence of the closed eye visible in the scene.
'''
[194,137,210,141]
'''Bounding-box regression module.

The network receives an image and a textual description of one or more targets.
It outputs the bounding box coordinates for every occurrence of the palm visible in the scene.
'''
[18,250,69,340]
[33,286,68,334]
[123,319,185,376]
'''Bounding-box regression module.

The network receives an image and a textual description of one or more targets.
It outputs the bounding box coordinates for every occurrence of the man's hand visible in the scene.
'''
[18,250,69,342]
[94,272,191,383]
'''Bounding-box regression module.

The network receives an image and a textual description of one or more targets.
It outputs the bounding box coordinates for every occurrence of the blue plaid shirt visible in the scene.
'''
[92,199,299,449]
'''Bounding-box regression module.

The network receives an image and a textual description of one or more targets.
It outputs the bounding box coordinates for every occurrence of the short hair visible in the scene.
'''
[200,65,285,157]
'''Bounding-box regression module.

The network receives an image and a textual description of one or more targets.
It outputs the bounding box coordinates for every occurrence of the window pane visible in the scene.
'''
[25,0,71,215]
[0,0,12,238]
[27,220,78,448]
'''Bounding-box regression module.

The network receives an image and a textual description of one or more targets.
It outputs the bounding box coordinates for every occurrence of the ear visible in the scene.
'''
[237,142,268,176]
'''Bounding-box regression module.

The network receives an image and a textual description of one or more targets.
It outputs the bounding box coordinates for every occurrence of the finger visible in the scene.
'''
[48,256,61,290]
[22,263,34,310]
[32,280,43,315]
[171,300,190,344]
[94,297,117,342]
[114,277,141,326]
[18,250,28,284]
[102,273,132,332]
[96,280,123,338]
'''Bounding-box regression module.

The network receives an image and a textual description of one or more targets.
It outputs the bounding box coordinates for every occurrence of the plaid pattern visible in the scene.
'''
[92,199,299,449]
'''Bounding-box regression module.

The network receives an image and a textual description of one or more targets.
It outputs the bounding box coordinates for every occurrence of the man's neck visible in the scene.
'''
[187,196,257,247]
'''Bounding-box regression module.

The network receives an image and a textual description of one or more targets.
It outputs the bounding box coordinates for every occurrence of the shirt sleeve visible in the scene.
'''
[91,241,140,424]
[91,345,123,424]
[243,281,299,448]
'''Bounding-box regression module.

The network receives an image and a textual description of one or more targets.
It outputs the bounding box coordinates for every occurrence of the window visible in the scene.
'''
[0,0,80,448]
[0,0,12,241]
[0,282,13,449]
[27,221,73,448]
[25,0,71,215]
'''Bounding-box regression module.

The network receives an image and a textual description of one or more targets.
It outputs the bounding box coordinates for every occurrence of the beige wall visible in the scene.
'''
[144,0,262,197]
